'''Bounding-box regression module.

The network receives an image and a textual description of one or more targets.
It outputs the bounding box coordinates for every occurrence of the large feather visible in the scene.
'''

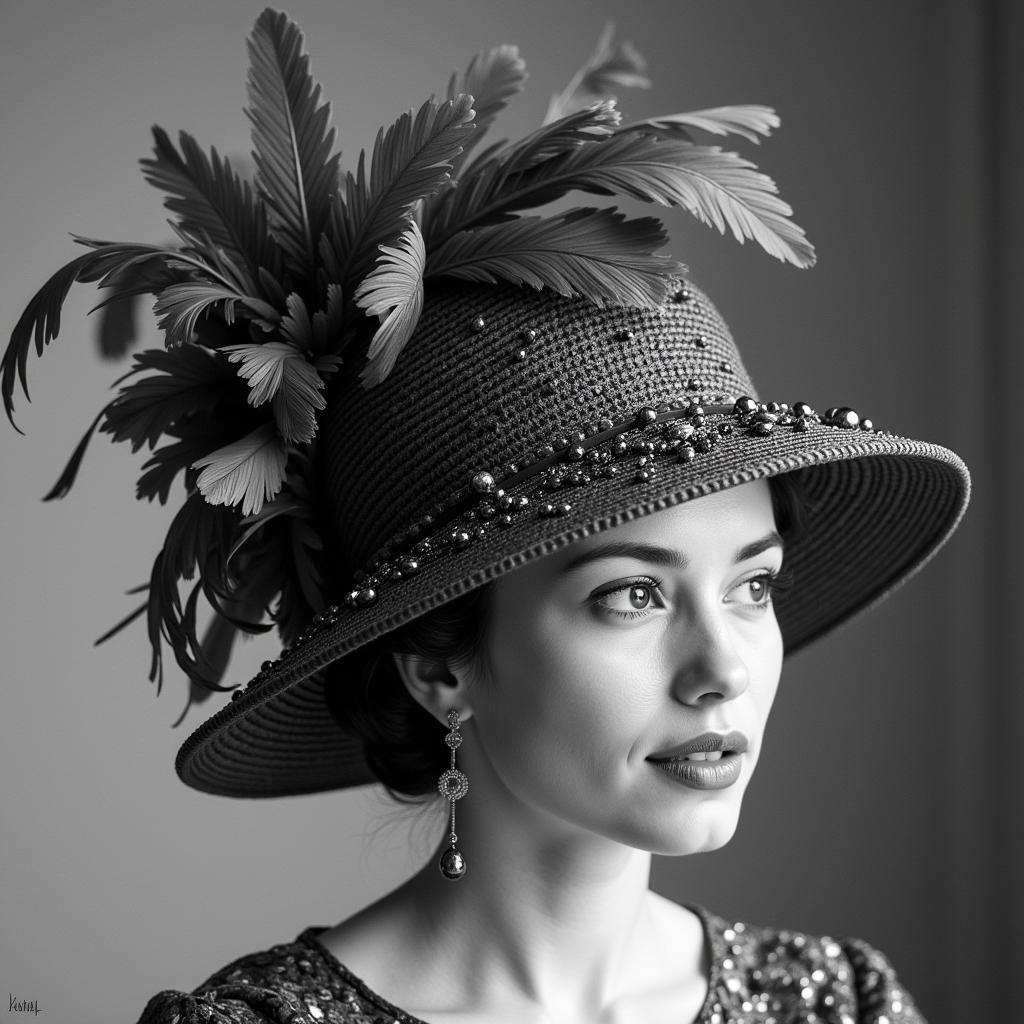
[440,134,816,268]
[423,101,621,245]
[140,126,283,286]
[324,94,474,292]
[427,207,681,308]
[3,241,180,427]
[446,45,527,173]
[354,220,426,387]
[246,8,340,275]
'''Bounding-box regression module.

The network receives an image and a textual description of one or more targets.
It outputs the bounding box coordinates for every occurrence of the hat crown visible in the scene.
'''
[319,282,758,573]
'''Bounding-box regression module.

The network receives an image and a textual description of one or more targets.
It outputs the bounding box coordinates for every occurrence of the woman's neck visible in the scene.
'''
[412,824,657,1010]
[327,792,707,1022]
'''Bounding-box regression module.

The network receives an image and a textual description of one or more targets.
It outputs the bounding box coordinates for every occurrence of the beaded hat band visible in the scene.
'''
[175,281,969,797]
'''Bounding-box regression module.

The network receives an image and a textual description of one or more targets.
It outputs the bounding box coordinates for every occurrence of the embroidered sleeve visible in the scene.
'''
[136,984,322,1024]
[841,937,926,1024]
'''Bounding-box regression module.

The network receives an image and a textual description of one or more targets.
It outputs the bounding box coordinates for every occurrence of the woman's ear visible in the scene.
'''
[392,652,473,727]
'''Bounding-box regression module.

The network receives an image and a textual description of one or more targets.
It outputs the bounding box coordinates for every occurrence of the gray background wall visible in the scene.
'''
[1,2,1017,1022]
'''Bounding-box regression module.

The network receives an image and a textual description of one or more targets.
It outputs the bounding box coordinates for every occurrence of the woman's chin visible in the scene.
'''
[637,798,744,857]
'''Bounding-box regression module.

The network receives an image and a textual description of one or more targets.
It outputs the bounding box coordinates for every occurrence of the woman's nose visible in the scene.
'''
[670,613,750,706]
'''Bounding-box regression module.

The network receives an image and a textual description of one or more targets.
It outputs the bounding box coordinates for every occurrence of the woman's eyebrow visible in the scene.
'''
[559,542,689,575]
[734,531,785,563]
[559,531,785,577]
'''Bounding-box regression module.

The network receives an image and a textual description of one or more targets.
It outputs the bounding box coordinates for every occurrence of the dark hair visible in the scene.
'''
[324,586,493,801]
[325,471,806,800]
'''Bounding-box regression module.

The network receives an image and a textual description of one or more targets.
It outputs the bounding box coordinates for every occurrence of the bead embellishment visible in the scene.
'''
[237,396,879,695]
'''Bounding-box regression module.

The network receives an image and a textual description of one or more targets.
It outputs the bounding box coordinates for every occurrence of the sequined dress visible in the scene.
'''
[137,905,922,1024]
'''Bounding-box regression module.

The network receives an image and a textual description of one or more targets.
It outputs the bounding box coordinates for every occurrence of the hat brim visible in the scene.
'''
[177,420,968,797]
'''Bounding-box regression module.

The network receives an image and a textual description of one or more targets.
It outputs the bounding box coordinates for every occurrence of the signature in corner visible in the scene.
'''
[9,995,41,1016]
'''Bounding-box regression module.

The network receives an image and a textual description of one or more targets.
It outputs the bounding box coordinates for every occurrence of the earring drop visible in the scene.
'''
[437,709,468,880]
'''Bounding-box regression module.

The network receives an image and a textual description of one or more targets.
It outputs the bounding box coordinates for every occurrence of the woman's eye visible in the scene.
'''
[592,578,663,619]
[730,573,782,608]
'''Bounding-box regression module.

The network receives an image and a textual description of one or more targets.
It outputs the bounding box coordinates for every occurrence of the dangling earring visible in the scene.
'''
[437,709,468,880]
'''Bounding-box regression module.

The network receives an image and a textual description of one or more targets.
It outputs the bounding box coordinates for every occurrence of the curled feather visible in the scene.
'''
[355,220,426,387]
[224,340,326,443]
[193,422,288,514]
[3,241,175,428]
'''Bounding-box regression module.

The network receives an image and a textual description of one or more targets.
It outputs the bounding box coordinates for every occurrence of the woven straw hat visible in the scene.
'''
[0,10,970,800]
[177,279,970,797]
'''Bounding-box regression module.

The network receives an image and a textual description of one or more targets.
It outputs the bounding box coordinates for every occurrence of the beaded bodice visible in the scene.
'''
[137,906,923,1023]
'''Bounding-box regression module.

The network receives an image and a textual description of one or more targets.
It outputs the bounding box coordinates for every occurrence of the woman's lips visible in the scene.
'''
[647,730,749,790]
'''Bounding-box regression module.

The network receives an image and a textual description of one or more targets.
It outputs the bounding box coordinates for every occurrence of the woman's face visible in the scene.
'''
[461,478,785,856]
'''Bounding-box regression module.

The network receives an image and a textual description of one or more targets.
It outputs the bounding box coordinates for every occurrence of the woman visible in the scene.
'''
[2,9,968,1023]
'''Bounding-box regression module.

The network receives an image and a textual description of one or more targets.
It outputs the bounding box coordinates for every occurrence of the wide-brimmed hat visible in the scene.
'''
[1,10,969,800]
[176,279,969,797]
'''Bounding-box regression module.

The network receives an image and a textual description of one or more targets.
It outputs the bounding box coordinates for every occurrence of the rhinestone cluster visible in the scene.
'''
[237,396,878,696]
[703,919,920,1024]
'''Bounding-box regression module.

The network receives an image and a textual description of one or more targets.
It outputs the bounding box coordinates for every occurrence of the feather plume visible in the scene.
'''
[136,436,208,504]
[154,283,280,346]
[3,241,178,426]
[140,126,283,286]
[246,7,340,275]
[323,94,475,291]
[193,422,288,514]
[423,101,621,245]
[427,207,681,308]
[446,45,527,172]
[278,292,313,352]
[436,133,816,268]
[1,12,816,709]
[146,493,241,689]
[225,341,326,443]
[102,347,247,453]
[355,220,426,386]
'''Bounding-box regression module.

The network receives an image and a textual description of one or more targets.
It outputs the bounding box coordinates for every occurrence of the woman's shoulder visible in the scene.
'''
[135,927,395,1024]
[696,905,924,1023]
